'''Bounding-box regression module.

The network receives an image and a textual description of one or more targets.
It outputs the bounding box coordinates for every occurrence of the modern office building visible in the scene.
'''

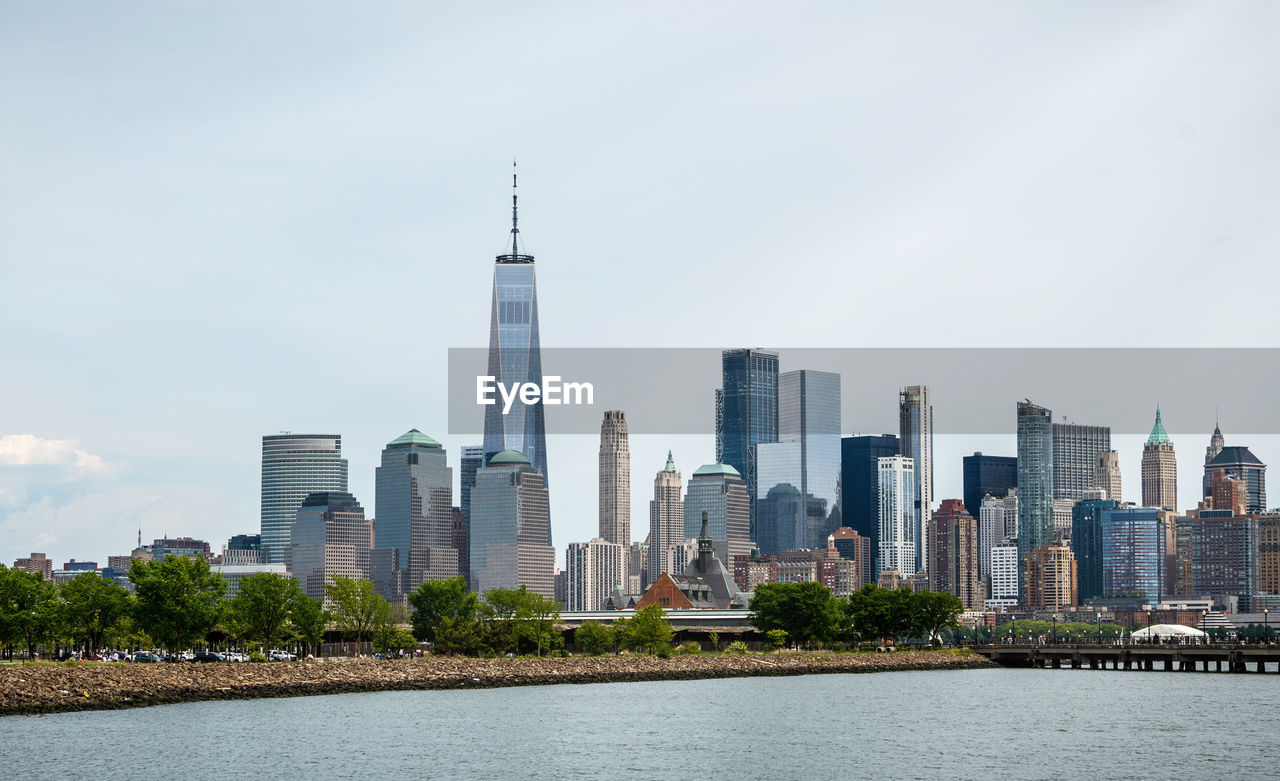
[373,429,456,603]
[565,538,624,611]
[1052,422,1111,501]
[151,537,212,562]
[877,455,917,578]
[647,451,685,581]
[260,434,348,564]
[468,450,555,599]
[1094,450,1123,503]
[1017,401,1055,595]
[1204,445,1267,514]
[932,499,982,609]
[1141,407,1177,510]
[482,167,549,492]
[1024,545,1078,610]
[1100,506,1165,606]
[962,453,1017,527]
[1053,499,1076,545]
[1175,512,1257,599]
[459,444,485,528]
[286,491,372,602]
[222,534,261,566]
[899,386,933,578]
[757,370,841,552]
[1071,497,1119,603]
[840,435,899,573]
[598,411,631,557]
[212,563,288,597]
[716,348,779,540]
[684,463,752,568]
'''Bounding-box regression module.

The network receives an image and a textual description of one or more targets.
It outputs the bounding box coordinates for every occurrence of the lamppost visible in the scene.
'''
[1265,608,1270,645]
[1052,615,1057,645]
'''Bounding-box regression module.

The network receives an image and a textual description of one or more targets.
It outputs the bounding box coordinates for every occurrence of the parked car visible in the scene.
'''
[177,650,194,662]
[132,651,161,663]
[267,650,297,661]
[192,651,225,663]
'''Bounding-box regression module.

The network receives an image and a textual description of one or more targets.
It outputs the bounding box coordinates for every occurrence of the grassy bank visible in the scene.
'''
[0,650,992,716]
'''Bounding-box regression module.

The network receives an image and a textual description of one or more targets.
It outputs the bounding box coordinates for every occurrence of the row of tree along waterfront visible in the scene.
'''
[1,556,972,660]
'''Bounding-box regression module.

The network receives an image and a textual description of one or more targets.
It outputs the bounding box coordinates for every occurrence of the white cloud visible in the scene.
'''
[0,434,107,471]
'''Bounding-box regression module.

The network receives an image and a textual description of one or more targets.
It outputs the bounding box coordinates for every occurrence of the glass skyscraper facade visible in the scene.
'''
[1016,401,1054,593]
[1100,506,1164,606]
[482,173,548,502]
[840,434,899,573]
[1071,498,1118,602]
[1177,511,1257,598]
[373,429,455,602]
[898,386,933,576]
[468,450,554,599]
[756,370,840,553]
[962,453,1017,522]
[684,463,752,567]
[1204,446,1267,513]
[716,349,779,541]
[260,434,348,564]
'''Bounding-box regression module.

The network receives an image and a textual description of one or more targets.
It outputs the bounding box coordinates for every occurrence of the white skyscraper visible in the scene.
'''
[899,386,933,579]
[565,538,624,612]
[986,542,1020,609]
[877,455,917,578]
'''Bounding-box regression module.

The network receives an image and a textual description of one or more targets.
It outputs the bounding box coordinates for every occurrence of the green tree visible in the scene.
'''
[618,605,673,655]
[846,585,919,644]
[128,556,226,656]
[408,576,479,645]
[708,630,720,652]
[324,576,390,648]
[226,572,304,651]
[0,566,60,659]
[748,581,843,648]
[765,629,789,652]
[913,591,964,643]
[434,615,483,656]
[574,621,615,655]
[289,593,327,656]
[60,572,132,655]
[523,592,560,657]
[480,586,531,655]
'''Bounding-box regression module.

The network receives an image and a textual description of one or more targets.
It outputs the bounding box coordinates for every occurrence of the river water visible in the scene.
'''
[3,668,1277,779]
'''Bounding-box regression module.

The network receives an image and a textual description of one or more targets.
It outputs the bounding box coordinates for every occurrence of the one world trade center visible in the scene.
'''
[482,163,549,493]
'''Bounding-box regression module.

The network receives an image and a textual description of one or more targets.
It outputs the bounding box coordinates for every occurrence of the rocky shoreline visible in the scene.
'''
[0,651,993,717]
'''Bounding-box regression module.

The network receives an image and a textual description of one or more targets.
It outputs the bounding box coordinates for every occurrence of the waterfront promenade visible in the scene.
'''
[0,651,991,716]
[976,643,1280,673]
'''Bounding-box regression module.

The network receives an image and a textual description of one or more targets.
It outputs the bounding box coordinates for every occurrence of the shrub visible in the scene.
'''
[725,640,749,655]
[675,641,702,655]
[654,644,673,658]
[249,652,267,663]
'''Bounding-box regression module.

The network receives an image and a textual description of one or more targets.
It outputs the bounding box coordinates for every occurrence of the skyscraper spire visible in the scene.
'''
[511,157,519,254]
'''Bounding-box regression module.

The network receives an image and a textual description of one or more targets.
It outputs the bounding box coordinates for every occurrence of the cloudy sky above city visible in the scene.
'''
[2,1,1278,567]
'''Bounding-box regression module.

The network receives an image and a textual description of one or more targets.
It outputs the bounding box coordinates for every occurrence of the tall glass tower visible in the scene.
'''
[482,163,548,506]
[260,434,348,564]
[1016,401,1054,595]
[717,348,779,541]
[899,385,933,579]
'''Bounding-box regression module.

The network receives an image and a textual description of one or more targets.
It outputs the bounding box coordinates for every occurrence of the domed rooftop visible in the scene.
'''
[487,449,531,467]
[386,429,441,448]
[1130,624,1206,638]
[693,462,742,478]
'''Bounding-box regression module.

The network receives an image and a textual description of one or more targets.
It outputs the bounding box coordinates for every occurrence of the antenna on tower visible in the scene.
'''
[511,157,519,254]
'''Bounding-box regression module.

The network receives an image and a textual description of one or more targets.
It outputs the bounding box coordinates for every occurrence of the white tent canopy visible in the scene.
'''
[1131,624,1207,639]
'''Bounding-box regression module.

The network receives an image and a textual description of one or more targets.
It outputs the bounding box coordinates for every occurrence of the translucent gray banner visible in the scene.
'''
[447,348,1278,436]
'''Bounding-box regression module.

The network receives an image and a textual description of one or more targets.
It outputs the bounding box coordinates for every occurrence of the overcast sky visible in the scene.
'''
[3,1,1278,568]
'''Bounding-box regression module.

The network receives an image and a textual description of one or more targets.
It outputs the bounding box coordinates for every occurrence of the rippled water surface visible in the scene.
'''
[4,668,1278,779]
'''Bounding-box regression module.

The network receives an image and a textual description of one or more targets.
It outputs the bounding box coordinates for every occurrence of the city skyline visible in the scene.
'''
[4,2,1280,569]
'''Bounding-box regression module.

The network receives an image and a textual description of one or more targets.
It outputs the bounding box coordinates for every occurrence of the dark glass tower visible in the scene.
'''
[482,164,549,514]
[1016,401,1054,594]
[839,434,899,573]
[962,453,1017,520]
[717,348,779,540]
